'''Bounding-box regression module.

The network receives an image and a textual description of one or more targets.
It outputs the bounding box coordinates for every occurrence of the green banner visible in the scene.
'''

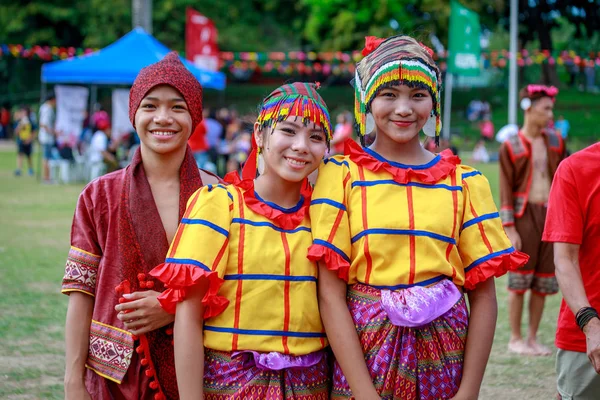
[448,1,481,76]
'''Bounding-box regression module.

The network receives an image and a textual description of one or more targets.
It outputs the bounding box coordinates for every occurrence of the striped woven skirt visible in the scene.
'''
[204,348,330,399]
[332,281,469,400]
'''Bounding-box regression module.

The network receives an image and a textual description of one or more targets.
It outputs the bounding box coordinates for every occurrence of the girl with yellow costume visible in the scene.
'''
[151,82,332,399]
[308,35,529,399]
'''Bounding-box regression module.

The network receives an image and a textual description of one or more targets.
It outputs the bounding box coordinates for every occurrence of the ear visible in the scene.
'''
[253,122,264,148]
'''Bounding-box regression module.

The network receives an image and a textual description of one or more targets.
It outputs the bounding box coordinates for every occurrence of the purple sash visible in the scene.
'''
[231,350,324,371]
[380,279,463,327]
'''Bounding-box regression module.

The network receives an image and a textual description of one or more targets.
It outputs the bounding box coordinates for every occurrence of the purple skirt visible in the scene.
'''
[332,281,469,400]
[204,348,330,399]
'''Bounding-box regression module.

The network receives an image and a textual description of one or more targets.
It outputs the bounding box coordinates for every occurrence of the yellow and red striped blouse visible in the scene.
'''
[152,179,327,355]
[308,140,528,290]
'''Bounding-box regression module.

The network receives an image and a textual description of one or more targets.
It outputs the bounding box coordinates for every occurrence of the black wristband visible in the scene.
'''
[576,307,599,331]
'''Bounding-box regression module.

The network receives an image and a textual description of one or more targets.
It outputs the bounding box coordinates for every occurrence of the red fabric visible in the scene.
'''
[464,250,529,290]
[332,123,352,153]
[345,139,459,184]
[150,263,229,319]
[129,52,203,132]
[188,120,208,152]
[117,145,203,399]
[224,173,310,230]
[307,244,350,282]
[362,36,386,56]
[0,109,10,126]
[185,8,220,71]
[542,143,600,353]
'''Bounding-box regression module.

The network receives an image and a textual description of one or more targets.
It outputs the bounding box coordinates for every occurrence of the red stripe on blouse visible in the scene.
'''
[281,232,291,354]
[407,185,416,285]
[465,180,493,253]
[357,166,373,284]
[447,173,459,279]
[232,187,245,350]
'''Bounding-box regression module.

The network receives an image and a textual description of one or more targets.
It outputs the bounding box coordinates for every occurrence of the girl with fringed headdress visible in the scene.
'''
[150,82,332,399]
[308,35,529,399]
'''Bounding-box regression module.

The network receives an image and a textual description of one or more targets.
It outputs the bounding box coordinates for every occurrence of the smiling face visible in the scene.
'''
[255,117,327,184]
[134,85,192,156]
[369,84,433,146]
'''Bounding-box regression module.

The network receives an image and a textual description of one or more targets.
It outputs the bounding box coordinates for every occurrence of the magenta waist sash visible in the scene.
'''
[231,349,325,371]
[378,279,463,327]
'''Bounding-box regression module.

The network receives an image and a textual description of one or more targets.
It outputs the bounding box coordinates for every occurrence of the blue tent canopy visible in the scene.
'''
[41,28,226,90]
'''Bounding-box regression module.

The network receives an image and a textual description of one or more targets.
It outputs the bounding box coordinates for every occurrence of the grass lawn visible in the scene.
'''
[0,145,561,399]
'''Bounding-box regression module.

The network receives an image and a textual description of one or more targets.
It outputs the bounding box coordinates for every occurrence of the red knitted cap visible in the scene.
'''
[129,51,203,131]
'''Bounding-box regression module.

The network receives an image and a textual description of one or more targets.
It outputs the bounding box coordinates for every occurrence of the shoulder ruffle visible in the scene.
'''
[150,263,229,319]
[345,139,459,184]
[307,243,350,282]
[464,249,529,291]
[224,172,309,230]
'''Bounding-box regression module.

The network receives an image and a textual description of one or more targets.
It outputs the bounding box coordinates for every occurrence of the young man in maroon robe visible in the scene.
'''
[62,52,220,400]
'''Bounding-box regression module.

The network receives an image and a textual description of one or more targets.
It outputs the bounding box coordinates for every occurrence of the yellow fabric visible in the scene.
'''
[310,156,514,289]
[18,121,32,141]
[167,183,326,355]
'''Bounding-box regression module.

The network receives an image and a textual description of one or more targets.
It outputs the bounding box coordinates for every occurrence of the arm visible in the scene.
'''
[64,292,94,399]
[452,279,497,399]
[554,242,600,373]
[174,280,209,399]
[318,263,380,400]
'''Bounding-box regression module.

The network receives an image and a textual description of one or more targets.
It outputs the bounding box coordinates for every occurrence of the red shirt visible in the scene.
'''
[543,143,600,353]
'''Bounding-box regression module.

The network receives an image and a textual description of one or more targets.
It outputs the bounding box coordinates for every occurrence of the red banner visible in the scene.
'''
[185,7,219,71]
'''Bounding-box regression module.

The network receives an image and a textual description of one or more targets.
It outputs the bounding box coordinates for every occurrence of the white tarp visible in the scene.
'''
[111,89,134,140]
[54,85,89,147]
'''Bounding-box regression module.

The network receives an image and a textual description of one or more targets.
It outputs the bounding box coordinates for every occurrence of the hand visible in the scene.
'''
[64,378,91,400]
[504,226,522,251]
[115,290,174,336]
[583,317,600,374]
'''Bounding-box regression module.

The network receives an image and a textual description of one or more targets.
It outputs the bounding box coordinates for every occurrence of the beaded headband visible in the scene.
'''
[256,82,332,144]
[354,35,442,143]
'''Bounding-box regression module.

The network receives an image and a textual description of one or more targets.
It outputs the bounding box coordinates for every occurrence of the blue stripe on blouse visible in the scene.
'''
[204,325,327,338]
[164,257,211,272]
[181,219,228,237]
[351,228,456,245]
[231,218,311,234]
[461,212,500,231]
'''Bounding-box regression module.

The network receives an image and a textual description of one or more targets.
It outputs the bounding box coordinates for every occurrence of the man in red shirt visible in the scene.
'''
[543,143,600,399]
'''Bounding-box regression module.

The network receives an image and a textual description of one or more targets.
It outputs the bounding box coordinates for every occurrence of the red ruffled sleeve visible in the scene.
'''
[463,250,529,291]
[345,139,459,184]
[307,243,350,282]
[151,262,229,319]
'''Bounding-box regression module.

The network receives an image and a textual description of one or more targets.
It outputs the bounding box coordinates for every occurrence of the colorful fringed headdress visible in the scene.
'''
[256,82,332,143]
[354,35,442,145]
[241,82,332,181]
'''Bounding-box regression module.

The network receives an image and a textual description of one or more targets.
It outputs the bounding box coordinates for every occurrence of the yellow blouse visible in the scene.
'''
[308,140,527,290]
[153,180,327,355]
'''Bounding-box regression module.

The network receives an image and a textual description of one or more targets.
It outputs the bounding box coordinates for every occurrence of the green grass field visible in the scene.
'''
[0,146,561,399]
